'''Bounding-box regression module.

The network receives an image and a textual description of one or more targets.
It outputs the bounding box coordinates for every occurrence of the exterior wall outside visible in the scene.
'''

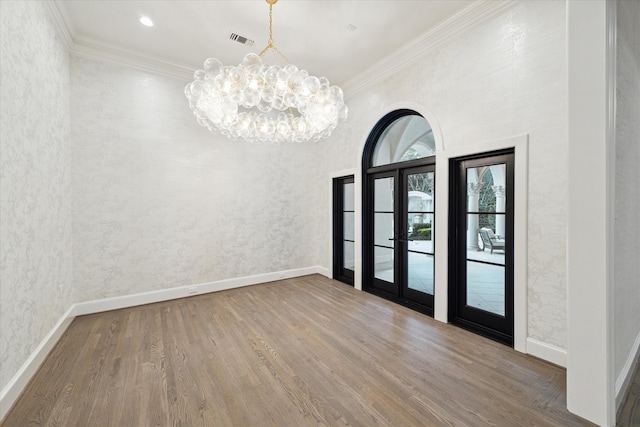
[0,1,73,391]
[614,0,640,392]
[316,1,568,349]
[70,57,324,302]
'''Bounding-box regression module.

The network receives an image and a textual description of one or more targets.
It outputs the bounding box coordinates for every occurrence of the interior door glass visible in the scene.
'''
[343,212,354,241]
[465,164,506,315]
[374,178,394,211]
[373,177,394,283]
[406,171,434,295]
[466,262,505,316]
[342,181,355,274]
[343,241,355,270]
[344,182,354,210]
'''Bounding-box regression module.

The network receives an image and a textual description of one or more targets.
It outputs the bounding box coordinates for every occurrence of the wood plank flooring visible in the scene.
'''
[617,361,640,427]
[3,275,598,426]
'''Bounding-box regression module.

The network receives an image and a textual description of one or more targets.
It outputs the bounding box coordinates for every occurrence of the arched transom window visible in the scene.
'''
[371,114,435,167]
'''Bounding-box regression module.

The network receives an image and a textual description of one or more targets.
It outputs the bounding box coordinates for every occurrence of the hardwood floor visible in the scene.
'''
[3,275,597,426]
[617,361,640,427]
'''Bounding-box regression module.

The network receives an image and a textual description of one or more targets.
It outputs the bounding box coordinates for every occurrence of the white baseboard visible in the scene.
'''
[315,266,330,278]
[526,337,567,368]
[73,266,327,316]
[0,266,326,422]
[615,330,640,409]
[0,305,76,421]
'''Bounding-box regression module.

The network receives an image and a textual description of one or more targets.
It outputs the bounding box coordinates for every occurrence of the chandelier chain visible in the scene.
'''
[258,1,289,62]
[268,2,273,45]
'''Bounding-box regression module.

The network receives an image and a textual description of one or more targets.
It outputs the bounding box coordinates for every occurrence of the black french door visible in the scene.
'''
[364,163,435,315]
[333,176,355,286]
[449,150,514,346]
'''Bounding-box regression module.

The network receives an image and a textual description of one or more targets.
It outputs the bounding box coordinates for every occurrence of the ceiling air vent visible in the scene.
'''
[228,32,254,47]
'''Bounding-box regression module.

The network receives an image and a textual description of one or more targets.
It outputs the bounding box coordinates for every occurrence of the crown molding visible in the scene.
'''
[44,0,195,82]
[71,37,195,82]
[43,0,516,88]
[341,0,518,98]
[43,0,73,51]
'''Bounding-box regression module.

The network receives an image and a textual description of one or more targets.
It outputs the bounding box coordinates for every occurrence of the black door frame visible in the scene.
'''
[361,109,436,316]
[333,175,355,286]
[448,149,515,346]
[364,170,398,295]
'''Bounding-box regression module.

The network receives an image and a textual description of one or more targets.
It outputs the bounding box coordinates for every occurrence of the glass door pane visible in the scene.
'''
[405,170,434,296]
[373,177,394,283]
[343,181,355,275]
[465,165,506,316]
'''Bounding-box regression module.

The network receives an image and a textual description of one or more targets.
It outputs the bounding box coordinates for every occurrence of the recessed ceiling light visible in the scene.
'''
[139,16,154,27]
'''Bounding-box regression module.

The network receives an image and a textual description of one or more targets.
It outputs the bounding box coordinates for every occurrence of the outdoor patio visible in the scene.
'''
[374,240,506,316]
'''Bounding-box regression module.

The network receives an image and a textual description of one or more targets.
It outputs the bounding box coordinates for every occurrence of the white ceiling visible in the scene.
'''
[55,0,476,86]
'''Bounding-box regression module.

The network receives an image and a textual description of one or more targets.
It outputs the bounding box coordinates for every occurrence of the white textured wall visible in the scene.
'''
[614,0,640,382]
[0,1,72,390]
[70,57,324,302]
[317,1,568,348]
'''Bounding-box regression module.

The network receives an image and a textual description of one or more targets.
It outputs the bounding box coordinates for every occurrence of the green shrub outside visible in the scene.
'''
[410,223,432,240]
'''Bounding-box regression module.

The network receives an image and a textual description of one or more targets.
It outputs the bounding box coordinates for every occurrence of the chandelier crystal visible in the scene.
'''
[185,0,348,143]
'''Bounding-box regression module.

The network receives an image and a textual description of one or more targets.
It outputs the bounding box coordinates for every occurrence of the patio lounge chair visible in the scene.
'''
[479,227,505,254]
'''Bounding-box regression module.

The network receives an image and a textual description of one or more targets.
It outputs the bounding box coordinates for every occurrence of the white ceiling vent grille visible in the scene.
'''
[228,32,254,47]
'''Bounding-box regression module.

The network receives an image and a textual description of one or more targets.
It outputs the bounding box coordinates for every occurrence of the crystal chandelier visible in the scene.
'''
[184,0,348,143]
